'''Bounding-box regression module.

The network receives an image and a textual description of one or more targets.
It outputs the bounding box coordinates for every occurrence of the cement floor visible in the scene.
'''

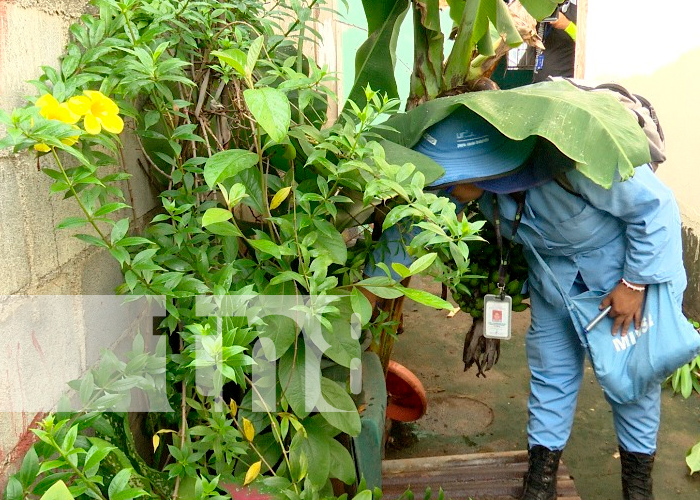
[384,276,700,500]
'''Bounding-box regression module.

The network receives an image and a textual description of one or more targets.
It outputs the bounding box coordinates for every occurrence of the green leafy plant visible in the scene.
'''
[1,0,480,499]
[664,318,700,475]
[666,320,700,399]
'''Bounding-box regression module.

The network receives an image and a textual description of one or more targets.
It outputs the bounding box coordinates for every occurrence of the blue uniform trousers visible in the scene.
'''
[526,278,661,454]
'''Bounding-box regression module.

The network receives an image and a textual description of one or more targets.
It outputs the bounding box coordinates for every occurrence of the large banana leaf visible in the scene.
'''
[343,0,410,113]
[443,0,522,89]
[408,0,444,109]
[378,80,652,189]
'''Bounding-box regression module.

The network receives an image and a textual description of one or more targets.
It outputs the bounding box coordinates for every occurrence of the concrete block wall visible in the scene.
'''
[0,0,159,485]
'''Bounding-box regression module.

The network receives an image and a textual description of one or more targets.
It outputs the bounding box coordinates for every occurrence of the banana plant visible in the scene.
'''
[347,0,653,190]
[347,0,559,111]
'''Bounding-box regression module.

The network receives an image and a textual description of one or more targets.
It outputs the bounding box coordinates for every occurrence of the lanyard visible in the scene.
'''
[491,192,526,299]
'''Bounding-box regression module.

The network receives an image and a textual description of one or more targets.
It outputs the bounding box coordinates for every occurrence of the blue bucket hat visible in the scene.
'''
[473,136,576,193]
[414,106,538,188]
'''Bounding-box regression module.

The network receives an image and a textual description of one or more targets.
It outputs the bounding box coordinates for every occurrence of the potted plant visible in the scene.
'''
[1,1,474,499]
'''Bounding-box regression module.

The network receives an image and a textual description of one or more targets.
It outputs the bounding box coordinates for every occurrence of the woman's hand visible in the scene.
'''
[599,282,646,336]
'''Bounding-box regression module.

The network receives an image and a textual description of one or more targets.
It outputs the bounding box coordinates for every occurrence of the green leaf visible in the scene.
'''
[278,347,310,419]
[202,208,232,226]
[681,364,693,398]
[409,253,437,275]
[124,270,138,291]
[38,480,74,500]
[211,48,247,77]
[5,477,23,500]
[410,0,444,103]
[328,437,356,484]
[397,286,456,311]
[312,219,347,265]
[56,217,88,230]
[246,36,264,78]
[390,263,411,280]
[143,110,160,129]
[79,371,95,405]
[84,444,116,476]
[380,139,444,185]
[243,88,291,143]
[344,0,410,113]
[379,81,652,188]
[75,233,108,248]
[111,488,150,500]
[116,237,153,247]
[350,288,373,327]
[361,285,404,299]
[295,426,331,489]
[61,425,78,452]
[203,149,258,189]
[687,441,700,474]
[317,377,361,436]
[321,297,362,368]
[111,218,129,245]
[18,447,40,488]
[352,491,373,500]
[108,469,132,500]
[248,238,282,258]
[205,221,242,237]
[258,315,298,361]
[38,460,68,474]
[94,202,130,217]
[234,167,265,215]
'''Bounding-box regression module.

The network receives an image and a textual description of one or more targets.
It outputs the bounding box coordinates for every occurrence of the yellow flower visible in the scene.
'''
[68,90,124,135]
[35,94,80,125]
[33,94,82,152]
[61,127,81,147]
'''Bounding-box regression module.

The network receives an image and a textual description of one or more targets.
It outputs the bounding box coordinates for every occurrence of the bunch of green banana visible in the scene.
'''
[444,217,531,377]
[449,220,529,316]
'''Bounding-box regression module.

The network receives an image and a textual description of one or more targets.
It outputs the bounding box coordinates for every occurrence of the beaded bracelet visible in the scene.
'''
[620,278,646,292]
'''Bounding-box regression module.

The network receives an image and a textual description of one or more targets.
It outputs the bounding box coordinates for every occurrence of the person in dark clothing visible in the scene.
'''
[532,0,577,82]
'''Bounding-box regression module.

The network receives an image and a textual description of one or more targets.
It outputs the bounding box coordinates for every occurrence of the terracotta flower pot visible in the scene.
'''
[385,360,428,422]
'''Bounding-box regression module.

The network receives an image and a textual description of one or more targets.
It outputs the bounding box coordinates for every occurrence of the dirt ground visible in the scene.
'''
[385,275,700,500]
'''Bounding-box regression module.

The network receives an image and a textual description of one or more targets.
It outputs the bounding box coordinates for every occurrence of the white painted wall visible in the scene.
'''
[583,1,700,225]
[583,0,700,318]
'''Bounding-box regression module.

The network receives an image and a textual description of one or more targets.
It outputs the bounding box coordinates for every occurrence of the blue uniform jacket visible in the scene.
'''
[478,165,687,308]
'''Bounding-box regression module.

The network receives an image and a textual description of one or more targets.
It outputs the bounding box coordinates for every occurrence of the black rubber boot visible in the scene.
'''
[520,445,563,500]
[620,448,655,500]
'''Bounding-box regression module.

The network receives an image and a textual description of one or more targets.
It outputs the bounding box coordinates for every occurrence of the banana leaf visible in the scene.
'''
[343,0,410,113]
[408,0,444,109]
[443,0,522,89]
[378,80,652,189]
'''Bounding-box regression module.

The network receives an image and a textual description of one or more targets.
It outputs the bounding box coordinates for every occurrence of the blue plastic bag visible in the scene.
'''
[568,284,700,404]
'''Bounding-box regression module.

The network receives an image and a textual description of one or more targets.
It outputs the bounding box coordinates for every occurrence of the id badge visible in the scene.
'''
[535,53,545,71]
[483,294,512,340]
